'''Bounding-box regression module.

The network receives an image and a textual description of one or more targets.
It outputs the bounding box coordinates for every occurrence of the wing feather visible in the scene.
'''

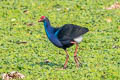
[57,24,89,41]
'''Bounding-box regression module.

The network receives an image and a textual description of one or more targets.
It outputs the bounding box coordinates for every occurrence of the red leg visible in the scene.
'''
[74,43,80,67]
[63,50,69,69]
[71,41,80,68]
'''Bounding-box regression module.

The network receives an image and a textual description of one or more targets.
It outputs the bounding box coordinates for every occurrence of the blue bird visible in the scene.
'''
[38,16,89,69]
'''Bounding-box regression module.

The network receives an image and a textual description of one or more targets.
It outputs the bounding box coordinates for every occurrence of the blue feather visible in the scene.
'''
[55,29,60,36]
[43,19,63,48]
[44,21,51,38]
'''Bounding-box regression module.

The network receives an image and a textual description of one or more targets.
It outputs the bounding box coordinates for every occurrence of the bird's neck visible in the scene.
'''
[42,18,63,48]
[43,18,54,38]
[43,18,52,30]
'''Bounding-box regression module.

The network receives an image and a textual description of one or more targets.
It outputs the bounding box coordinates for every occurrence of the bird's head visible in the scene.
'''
[38,16,46,22]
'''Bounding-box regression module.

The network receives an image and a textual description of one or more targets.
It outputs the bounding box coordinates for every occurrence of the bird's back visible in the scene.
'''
[57,24,89,41]
[54,24,89,49]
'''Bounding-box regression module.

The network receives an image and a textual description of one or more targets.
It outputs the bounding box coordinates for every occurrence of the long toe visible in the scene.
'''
[63,66,67,69]
[74,56,80,68]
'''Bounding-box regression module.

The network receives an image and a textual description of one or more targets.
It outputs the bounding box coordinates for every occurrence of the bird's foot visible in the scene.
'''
[63,64,68,69]
[74,56,80,68]
[63,66,67,69]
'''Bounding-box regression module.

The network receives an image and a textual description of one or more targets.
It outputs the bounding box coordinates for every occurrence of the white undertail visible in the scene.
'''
[74,36,83,43]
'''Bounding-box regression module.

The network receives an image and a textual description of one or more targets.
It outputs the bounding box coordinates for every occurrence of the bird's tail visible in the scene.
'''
[81,27,89,34]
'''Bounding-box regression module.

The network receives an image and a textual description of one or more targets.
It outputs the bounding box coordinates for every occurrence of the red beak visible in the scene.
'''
[38,19,42,22]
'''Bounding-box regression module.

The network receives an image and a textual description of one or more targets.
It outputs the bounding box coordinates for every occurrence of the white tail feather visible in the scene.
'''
[74,36,83,43]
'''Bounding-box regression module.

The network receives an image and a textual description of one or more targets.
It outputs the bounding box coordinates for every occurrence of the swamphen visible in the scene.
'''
[38,16,89,69]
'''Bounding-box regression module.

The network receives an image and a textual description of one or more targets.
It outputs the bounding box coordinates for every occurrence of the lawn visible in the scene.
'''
[0,0,120,80]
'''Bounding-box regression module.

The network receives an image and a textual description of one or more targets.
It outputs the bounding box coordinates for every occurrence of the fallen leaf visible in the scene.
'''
[105,18,112,23]
[2,73,9,80]
[105,2,120,10]
[118,26,120,30]
[55,68,64,70]
[56,8,61,11]
[112,45,120,49]
[9,71,25,79]
[27,23,34,26]
[23,10,29,14]
[44,59,50,63]
[11,18,16,22]
[16,41,27,44]
[2,71,25,80]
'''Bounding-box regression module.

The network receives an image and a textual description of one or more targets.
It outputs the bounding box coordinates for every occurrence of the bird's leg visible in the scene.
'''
[74,43,80,68]
[63,50,69,69]
[71,41,80,68]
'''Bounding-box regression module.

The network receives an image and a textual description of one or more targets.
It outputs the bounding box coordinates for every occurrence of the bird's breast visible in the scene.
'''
[45,30,63,48]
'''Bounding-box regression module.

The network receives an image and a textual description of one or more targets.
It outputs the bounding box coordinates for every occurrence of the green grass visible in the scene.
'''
[0,0,120,80]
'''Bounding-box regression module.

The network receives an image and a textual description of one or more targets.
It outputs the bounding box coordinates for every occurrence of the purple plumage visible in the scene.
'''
[38,16,89,69]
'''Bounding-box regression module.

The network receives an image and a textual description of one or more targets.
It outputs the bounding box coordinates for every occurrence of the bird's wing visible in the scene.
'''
[56,24,89,41]
[53,27,60,33]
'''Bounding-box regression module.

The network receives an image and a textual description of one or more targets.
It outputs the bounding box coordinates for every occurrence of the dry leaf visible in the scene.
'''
[105,2,120,10]
[27,23,34,26]
[118,26,120,30]
[112,45,120,49]
[2,73,9,80]
[23,10,29,14]
[24,22,34,26]
[16,41,27,44]
[11,18,16,22]
[105,18,112,23]
[44,59,50,63]
[56,8,61,11]
[2,71,25,80]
